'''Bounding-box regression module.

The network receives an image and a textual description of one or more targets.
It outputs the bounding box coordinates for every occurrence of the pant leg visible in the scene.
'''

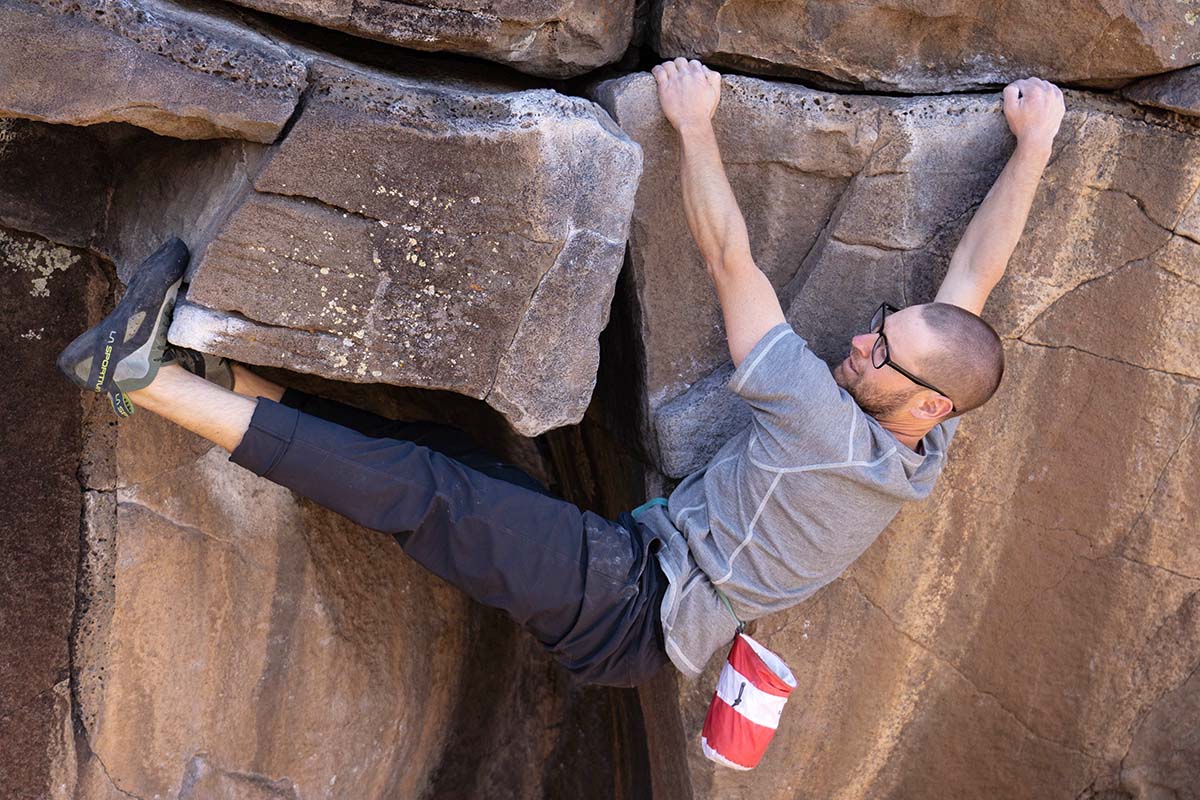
[278,388,548,494]
[232,397,582,642]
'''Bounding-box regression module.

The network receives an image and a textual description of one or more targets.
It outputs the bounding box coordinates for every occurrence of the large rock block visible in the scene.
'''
[170,61,641,436]
[222,0,635,79]
[655,0,1200,92]
[0,0,307,142]
[597,73,1200,796]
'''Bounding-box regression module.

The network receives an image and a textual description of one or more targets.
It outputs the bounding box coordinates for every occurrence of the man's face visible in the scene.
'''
[832,305,933,419]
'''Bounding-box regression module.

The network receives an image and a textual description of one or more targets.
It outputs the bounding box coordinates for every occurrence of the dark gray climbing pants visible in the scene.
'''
[228,389,669,687]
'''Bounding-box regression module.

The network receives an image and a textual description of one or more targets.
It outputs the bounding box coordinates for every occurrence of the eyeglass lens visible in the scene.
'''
[871,332,887,368]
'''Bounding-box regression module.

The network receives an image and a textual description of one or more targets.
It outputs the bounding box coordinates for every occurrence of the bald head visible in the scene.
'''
[916,303,1005,414]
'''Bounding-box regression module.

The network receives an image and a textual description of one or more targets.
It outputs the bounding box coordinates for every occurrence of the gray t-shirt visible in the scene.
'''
[639,323,960,679]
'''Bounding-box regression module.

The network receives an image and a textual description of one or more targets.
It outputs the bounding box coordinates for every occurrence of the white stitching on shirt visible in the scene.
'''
[713,471,783,585]
[746,446,899,474]
[666,636,701,674]
[733,328,792,394]
[846,410,857,461]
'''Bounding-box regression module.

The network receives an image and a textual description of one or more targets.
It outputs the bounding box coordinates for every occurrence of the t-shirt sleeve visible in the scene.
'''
[728,323,860,468]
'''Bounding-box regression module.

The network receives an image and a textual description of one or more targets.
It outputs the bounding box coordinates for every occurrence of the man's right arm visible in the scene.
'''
[935,78,1065,315]
[653,58,786,368]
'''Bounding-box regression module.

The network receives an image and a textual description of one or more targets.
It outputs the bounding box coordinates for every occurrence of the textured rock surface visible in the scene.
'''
[0,227,100,800]
[0,0,307,142]
[74,435,470,798]
[1124,65,1200,117]
[0,118,110,250]
[223,0,635,78]
[170,60,641,436]
[599,72,1200,797]
[655,0,1200,92]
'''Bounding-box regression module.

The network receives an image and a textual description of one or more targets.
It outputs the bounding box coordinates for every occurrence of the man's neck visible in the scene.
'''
[877,417,936,453]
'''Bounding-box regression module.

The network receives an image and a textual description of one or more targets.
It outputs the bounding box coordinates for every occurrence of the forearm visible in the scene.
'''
[952,140,1052,284]
[677,122,753,273]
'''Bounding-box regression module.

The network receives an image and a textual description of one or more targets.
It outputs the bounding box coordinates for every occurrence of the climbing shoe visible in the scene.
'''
[56,237,189,417]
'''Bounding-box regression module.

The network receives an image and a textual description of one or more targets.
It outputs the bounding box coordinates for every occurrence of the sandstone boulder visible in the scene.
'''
[0,0,306,142]
[597,73,1200,797]
[655,0,1200,92]
[223,0,635,78]
[169,60,641,436]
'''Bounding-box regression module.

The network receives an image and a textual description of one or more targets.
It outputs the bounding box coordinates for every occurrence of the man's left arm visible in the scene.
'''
[936,78,1066,315]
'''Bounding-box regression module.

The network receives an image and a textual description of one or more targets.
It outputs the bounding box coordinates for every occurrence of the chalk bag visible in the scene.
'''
[700,633,797,770]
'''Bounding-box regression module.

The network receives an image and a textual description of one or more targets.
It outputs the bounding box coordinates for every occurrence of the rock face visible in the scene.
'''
[1123,65,1200,117]
[597,72,1200,798]
[655,0,1200,91]
[73,420,472,799]
[0,226,99,800]
[169,60,641,436]
[0,0,307,142]
[222,0,635,78]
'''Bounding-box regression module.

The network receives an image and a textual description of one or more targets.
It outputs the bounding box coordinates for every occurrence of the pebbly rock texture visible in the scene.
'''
[654,0,1200,92]
[0,0,307,142]
[222,0,635,78]
[169,60,641,436]
[597,72,1200,798]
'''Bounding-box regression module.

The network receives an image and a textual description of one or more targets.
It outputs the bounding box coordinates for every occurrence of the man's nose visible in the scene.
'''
[851,333,874,357]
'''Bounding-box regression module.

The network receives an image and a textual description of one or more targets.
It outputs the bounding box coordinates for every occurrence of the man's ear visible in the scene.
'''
[910,392,954,422]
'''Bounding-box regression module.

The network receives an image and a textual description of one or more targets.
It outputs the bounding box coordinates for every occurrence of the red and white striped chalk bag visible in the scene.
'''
[700,615,797,770]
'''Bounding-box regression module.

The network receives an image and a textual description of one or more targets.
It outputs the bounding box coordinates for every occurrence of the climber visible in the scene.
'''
[56,58,1065,686]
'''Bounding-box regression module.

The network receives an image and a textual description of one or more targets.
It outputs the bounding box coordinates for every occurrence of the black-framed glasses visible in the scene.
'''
[869,303,955,412]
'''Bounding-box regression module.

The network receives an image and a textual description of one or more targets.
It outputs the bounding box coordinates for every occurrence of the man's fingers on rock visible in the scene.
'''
[674,56,689,69]
[1003,83,1020,104]
[663,60,678,77]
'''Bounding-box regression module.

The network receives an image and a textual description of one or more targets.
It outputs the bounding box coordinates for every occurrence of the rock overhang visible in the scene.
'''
[168,60,642,437]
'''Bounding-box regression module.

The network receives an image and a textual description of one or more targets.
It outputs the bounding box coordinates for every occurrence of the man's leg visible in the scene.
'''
[227,365,547,493]
[128,363,255,453]
[133,364,667,685]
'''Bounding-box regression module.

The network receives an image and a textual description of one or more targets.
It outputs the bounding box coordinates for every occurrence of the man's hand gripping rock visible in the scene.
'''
[652,57,722,134]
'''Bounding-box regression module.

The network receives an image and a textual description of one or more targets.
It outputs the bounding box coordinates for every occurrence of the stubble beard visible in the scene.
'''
[833,361,916,419]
